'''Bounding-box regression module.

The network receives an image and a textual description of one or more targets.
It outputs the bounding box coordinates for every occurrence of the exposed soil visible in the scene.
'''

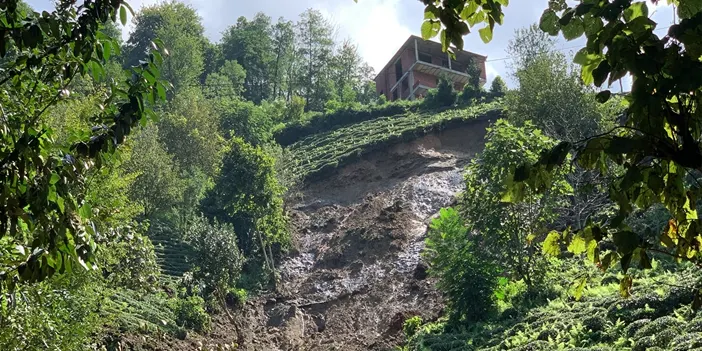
[116,120,492,351]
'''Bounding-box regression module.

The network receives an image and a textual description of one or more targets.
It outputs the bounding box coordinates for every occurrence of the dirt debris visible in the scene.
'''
[116,121,491,351]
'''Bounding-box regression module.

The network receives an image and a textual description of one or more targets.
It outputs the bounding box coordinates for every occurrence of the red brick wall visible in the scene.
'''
[375,47,418,100]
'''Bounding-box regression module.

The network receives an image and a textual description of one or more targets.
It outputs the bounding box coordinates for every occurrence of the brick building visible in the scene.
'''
[374,35,487,101]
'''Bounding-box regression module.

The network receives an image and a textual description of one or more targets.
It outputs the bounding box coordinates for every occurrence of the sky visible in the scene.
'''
[26,0,677,89]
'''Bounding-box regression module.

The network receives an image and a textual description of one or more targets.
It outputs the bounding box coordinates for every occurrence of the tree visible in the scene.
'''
[183,216,244,300]
[159,88,225,178]
[424,208,500,325]
[420,0,702,288]
[507,52,603,142]
[489,76,507,97]
[221,13,274,103]
[296,9,335,111]
[424,75,457,108]
[271,18,296,100]
[506,24,555,73]
[202,137,288,263]
[217,100,276,146]
[0,0,166,290]
[123,125,185,219]
[126,1,206,92]
[203,60,246,100]
[461,120,570,293]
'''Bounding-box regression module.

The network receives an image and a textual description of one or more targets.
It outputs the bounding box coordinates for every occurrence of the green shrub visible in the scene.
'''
[459,120,569,295]
[0,277,105,350]
[274,99,420,146]
[403,316,423,339]
[202,137,289,258]
[172,295,211,332]
[424,207,500,325]
[490,76,508,97]
[226,288,248,307]
[183,216,245,299]
[423,75,457,109]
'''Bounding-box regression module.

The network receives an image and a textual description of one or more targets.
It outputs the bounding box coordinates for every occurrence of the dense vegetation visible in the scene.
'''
[405,0,702,350]
[4,0,702,350]
[0,0,390,348]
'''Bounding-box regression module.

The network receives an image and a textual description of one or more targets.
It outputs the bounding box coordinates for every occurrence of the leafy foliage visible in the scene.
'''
[285,101,502,181]
[171,295,211,332]
[424,208,500,325]
[424,75,458,108]
[0,0,167,291]
[203,137,288,261]
[404,264,702,351]
[460,120,570,294]
[489,76,507,97]
[183,216,244,300]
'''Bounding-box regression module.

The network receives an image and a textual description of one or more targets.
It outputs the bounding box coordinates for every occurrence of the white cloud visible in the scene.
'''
[315,0,416,73]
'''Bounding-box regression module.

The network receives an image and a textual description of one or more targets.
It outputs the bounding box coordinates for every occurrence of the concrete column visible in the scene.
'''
[447,52,452,70]
[409,70,415,100]
[414,39,419,62]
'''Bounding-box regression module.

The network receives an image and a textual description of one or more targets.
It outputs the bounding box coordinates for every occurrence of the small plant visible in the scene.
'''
[172,296,211,332]
[226,288,248,307]
[423,75,457,109]
[403,316,423,339]
[489,76,508,97]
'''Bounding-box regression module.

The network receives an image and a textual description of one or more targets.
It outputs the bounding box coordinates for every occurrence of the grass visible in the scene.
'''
[101,287,179,335]
[284,100,504,181]
[149,227,194,278]
[404,262,702,351]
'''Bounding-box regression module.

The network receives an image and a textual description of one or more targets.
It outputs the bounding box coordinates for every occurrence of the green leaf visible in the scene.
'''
[596,90,611,103]
[678,0,702,19]
[620,253,633,273]
[49,172,59,185]
[568,234,587,255]
[78,203,92,219]
[543,231,562,256]
[613,231,639,255]
[623,2,648,22]
[571,277,587,301]
[459,2,479,21]
[479,26,493,43]
[56,196,65,213]
[539,9,560,36]
[561,17,585,40]
[119,6,127,26]
[600,251,616,271]
[157,83,166,101]
[421,21,434,39]
[592,60,611,86]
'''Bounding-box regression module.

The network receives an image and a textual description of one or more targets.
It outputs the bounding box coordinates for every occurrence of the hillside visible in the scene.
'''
[109,98,702,351]
[285,101,502,181]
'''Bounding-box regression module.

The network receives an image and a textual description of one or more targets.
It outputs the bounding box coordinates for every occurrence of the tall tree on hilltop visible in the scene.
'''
[126,1,207,93]
[221,13,274,104]
[271,18,296,100]
[296,8,335,111]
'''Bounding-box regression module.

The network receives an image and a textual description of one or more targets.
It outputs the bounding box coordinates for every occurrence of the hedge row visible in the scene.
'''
[284,100,503,182]
[274,100,422,146]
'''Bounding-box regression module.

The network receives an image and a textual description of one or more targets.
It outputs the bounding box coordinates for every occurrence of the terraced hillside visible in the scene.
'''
[406,265,702,351]
[148,223,194,278]
[284,101,503,181]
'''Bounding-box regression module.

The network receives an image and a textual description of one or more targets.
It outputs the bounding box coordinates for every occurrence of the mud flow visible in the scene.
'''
[228,121,491,351]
